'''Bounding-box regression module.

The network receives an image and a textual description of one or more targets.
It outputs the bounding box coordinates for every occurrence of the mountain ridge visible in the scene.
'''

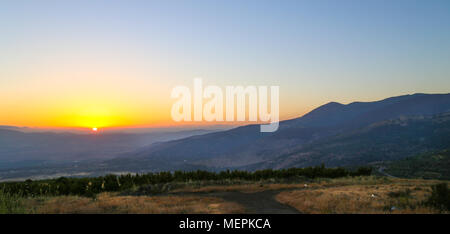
[104,93,450,171]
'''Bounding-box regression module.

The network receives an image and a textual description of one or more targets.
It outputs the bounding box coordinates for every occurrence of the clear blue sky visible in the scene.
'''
[1,0,449,126]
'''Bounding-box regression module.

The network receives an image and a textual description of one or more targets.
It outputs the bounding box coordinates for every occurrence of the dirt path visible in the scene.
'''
[203,190,300,214]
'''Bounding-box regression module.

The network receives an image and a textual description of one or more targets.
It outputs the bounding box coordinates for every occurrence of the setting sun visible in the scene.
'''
[92,127,98,132]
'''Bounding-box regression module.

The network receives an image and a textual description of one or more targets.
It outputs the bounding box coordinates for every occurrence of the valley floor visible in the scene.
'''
[1,176,448,214]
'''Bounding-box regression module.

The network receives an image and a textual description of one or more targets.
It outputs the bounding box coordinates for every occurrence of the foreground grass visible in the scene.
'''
[2,176,448,214]
[0,190,28,214]
[168,176,428,193]
[23,193,244,214]
[276,177,448,214]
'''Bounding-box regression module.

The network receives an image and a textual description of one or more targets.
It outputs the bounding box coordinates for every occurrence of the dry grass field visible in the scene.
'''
[24,193,244,214]
[276,177,448,214]
[3,176,448,214]
[170,182,310,193]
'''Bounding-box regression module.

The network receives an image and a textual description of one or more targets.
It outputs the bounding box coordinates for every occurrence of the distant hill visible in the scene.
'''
[104,93,450,171]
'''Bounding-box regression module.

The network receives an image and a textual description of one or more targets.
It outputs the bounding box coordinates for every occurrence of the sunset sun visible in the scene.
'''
[92,127,98,132]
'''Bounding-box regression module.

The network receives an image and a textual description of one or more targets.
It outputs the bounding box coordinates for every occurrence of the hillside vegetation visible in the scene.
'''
[0,166,371,197]
[386,149,450,180]
[259,113,450,169]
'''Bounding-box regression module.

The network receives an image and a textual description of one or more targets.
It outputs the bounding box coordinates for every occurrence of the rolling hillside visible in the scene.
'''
[253,113,450,169]
[385,149,450,180]
[105,93,450,171]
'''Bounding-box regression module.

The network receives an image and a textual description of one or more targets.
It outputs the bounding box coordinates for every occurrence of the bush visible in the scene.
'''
[0,189,27,214]
[426,183,450,211]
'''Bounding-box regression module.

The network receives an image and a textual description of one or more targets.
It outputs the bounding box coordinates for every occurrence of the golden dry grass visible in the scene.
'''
[16,176,448,214]
[170,183,310,194]
[170,176,434,193]
[29,193,244,214]
[276,179,448,214]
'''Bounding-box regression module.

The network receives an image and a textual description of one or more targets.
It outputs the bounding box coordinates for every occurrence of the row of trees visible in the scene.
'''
[0,165,372,197]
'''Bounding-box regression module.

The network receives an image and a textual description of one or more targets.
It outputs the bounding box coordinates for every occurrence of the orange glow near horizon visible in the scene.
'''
[0,96,305,130]
[0,84,305,129]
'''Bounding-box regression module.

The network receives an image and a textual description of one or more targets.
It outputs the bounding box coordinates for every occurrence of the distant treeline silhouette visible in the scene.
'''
[1,165,371,197]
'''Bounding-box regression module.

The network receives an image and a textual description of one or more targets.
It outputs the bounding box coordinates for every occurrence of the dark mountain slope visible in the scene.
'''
[254,112,450,169]
[108,93,450,170]
[288,93,450,128]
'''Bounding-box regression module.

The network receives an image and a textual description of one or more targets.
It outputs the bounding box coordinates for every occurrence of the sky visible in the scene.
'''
[1,0,450,129]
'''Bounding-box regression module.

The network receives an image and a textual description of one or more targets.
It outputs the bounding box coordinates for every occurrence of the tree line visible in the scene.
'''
[0,165,372,197]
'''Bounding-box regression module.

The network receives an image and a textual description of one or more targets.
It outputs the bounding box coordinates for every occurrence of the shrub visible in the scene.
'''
[426,183,450,211]
[0,189,27,214]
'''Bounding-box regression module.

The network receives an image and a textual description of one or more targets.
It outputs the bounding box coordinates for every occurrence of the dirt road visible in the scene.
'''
[205,190,300,214]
